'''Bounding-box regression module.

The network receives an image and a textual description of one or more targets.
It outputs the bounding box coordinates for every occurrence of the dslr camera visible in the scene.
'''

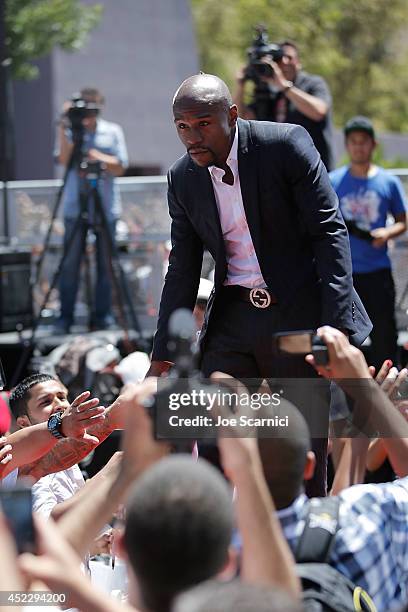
[245,25,283,82]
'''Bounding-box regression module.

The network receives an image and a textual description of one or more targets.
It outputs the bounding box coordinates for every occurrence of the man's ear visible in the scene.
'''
[229,104,238,126]
[16,415,30,429]
[304,450,316,481]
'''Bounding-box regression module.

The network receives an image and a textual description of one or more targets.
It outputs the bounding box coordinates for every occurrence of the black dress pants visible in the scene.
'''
[200,289,330,497]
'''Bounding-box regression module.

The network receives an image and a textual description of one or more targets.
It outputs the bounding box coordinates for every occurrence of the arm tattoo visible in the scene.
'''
[19,407,117,481]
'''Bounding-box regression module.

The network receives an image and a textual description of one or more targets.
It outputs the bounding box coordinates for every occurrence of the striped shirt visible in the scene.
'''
[278,478,408,610]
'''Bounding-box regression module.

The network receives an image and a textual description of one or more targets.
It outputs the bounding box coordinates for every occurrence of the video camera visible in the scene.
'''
[66,94,101,133]
[245,25,283,82]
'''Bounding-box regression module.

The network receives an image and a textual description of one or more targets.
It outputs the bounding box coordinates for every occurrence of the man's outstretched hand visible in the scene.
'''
[145,360,173,378]
[60,391,105,443]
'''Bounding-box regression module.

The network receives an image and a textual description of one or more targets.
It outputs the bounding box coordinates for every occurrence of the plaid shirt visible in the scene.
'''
[277,477,408,610]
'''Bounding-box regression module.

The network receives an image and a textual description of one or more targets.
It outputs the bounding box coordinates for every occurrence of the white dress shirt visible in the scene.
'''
[208,125,267,288]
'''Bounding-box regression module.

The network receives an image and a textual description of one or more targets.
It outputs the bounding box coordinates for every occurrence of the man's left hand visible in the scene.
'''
[370,227,389,248]
[261,59,291,91]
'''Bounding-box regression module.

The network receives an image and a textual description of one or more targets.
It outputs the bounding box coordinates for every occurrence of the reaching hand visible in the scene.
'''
[60,391,105,443]
[89,528,113,556]
[305,326,369,380]
[372,360,408,422]
[0,436,12,478]
[370,227,389,248]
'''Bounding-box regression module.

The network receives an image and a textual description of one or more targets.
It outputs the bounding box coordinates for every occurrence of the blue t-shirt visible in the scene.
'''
[329,166,407,273]
[56,118,128,222]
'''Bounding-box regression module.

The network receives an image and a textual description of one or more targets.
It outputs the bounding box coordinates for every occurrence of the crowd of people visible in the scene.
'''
[1,38,408,612]
[1,328,408,611]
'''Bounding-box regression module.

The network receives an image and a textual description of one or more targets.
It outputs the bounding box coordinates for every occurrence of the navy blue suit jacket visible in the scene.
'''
[151,118,372,361]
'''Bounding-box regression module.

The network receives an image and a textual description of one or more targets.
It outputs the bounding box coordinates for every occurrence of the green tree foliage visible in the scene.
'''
[5,0,103,80]
[191,0,408,132]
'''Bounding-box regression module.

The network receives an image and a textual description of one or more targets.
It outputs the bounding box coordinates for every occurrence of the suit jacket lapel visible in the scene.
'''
[237,118,262,262]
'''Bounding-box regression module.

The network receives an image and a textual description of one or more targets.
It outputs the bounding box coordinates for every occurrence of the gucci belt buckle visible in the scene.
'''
[249,288,271,309]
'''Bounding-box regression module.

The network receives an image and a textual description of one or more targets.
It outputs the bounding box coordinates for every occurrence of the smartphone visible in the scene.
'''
[0,484,36,554]
[274,330,329,366]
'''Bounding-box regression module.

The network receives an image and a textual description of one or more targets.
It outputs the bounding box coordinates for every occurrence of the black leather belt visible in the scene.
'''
[223,285,278,309]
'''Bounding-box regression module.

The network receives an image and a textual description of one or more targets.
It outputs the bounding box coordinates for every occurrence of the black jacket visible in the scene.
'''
[151,118,371,361]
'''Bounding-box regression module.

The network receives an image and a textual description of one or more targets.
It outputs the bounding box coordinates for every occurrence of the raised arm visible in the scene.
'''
[57,380,170,558]
[3,392,105,481]
[213,373,301,600]
[306,326,408,477]
[18,392,106,481]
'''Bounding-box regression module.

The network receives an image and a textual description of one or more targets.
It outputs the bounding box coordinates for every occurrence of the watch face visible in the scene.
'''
[48,414,60,429]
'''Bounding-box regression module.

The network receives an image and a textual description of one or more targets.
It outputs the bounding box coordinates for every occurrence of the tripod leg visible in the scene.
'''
[33,138,83,288]
[58,219,88,329]
[92,188,140,333]
[94,220,115,326]
[83,236,95,330]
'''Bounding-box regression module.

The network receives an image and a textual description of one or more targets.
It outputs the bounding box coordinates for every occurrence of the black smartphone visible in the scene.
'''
[0,484,36,554]
[274,330,329,366]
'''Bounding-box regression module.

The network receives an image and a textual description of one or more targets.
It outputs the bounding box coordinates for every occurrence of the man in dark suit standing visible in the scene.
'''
[148,74,371,495]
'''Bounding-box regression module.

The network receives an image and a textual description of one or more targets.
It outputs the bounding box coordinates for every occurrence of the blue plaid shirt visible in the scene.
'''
[278,477,408,610]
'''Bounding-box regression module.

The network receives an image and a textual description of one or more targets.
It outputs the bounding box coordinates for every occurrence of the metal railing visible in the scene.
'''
[1,171,408,332]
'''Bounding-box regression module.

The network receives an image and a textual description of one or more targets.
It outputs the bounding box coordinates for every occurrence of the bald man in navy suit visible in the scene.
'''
[148,74,372,496]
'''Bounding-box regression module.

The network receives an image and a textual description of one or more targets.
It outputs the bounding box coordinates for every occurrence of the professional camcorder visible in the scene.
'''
[66,94,101,132]
[245,25,283,82]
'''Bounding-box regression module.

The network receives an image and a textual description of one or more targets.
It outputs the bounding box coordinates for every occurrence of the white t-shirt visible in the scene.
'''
[31,464,85,519]
[1,467,18,488]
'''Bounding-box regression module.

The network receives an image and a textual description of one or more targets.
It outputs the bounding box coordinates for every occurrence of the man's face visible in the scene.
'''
[81,95,100,131]
[25,380,70,426]
[346,131,376,165]
[173,101,238,168]
[278,45,301,82]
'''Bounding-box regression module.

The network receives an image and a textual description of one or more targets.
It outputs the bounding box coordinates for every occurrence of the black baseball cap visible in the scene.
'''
[344,116,375,139]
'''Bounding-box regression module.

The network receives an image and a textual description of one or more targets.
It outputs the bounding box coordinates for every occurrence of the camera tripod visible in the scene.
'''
[12,129,140,386]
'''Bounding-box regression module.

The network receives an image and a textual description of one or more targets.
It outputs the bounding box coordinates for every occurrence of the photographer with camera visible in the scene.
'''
[55,87,128,333]
[234,31,334,170]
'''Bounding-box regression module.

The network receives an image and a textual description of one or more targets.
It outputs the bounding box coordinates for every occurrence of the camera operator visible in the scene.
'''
[234,39,334,170]
[55,87,128,333]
